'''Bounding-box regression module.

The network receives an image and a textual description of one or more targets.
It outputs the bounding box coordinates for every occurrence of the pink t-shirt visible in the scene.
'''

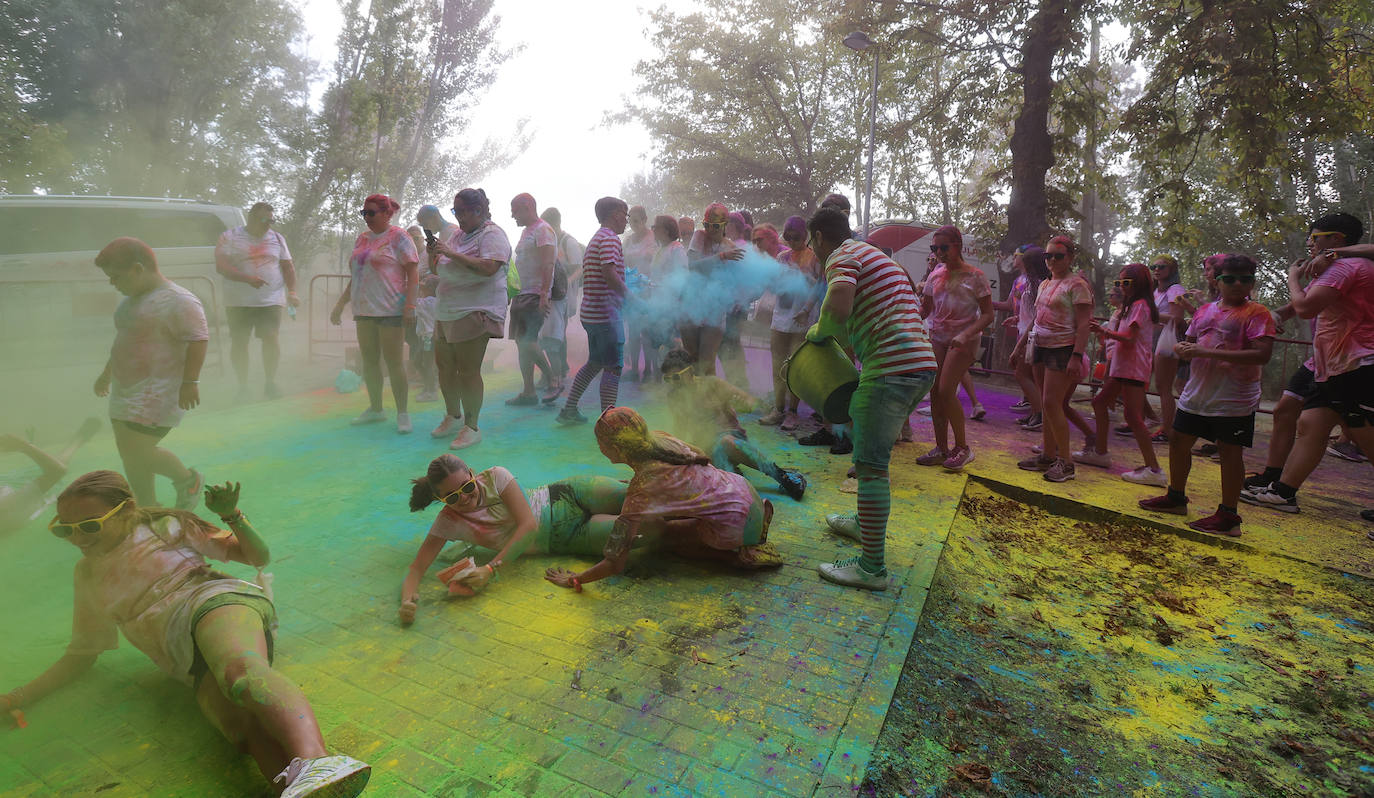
[1032,274,1094,348]
[349,226,419,317]
[1178,300,1276,417]
[922,264,992,345]
[1109,299,1155,382]
[609,461,756,555]
[1308,257,1374,381]
[67,516,267,686]
[427,467,522,549]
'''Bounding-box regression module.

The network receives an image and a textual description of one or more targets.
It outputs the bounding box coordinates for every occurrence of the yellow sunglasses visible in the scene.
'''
[49,499,129,538]
[436,476,479,505]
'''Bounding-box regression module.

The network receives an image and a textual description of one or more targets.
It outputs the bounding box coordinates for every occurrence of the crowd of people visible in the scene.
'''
[1,181,1370,797]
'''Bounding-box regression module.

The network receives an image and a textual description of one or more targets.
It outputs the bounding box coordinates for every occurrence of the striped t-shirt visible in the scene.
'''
[824,239,936,379]
[580,227,625,325]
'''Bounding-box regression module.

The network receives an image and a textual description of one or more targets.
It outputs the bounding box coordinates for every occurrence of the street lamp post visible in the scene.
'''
[843,31,878,239]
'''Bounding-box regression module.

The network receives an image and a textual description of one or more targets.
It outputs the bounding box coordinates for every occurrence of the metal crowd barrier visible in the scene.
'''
[308,273,356,362]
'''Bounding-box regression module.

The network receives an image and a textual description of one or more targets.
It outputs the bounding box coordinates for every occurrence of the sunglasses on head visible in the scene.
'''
[929,244,951,253]
[436,476,479,505]
[1149,262,1170,270]
[49,499,129,539]
[1046,252,1070,261]
[359,209,381,218]
[1112,278,1133,288]
[1217,273,1255,284]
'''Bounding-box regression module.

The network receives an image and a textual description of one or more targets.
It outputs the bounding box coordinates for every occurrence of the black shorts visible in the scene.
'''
[113,418,173,440]
[508,294,547,343]
[1306,363,1374,427]
[1172,409,1255,447]
[355,315,403,328]
[1033,344,1075,371]
[1109,376,1146,388]
[1285,364,1318,402]
[225,305,283,339]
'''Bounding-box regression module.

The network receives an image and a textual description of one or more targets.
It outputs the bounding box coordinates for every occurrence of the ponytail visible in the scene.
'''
[408,454,468,512]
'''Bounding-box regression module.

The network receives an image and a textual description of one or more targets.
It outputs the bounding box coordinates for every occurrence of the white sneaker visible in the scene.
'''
[1073,449,1113,469]
[350,408,385,426]
[969,403,987,421]
[825,514,860,541]
[275,755,371,798]
[450,426,482,450]
[818,556,887,591]
[430,414,459,438]
[1121,466,1168,487]
[396,412,412,434]
[916,404,933,416]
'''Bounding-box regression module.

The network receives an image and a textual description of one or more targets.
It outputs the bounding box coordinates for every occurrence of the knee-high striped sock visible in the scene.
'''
[563,364,598,411]
[856,474,890,574]
[599,369,621,412]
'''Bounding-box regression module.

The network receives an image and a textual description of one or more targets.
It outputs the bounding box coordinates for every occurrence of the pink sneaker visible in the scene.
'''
[449,426,482,450]
[942,446,975,471]
[916,447,948,466]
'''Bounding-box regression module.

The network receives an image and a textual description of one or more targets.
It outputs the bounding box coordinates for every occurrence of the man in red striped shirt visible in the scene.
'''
[806,208,937,590]
[558,197,629,424]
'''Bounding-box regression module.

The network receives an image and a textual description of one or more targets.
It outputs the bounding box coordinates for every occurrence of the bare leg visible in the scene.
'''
[1167,432,1197,493]
[261,333,281,389]
[1041,367,1075,460]
[229,325,252,390]
[452,337,491,429]
[435,339,462,420]
[112,422,191,505]
[1121,382,1159,469]
[696,326,724,376]
[1263,394,1303,468]
[1091,380,1123,455]
[939,343,978,449]
[196,675,290,787]
[1217,443,1245,508]
[194,605,328,779]
[517,338,551,395]
[960,370,980,406]
[1153,353,1178,436]
[769,331,794,412]
[356,322,384,412]
[379,325,408,413]
[1014,360,1041,414]
[1277,407,1341,491]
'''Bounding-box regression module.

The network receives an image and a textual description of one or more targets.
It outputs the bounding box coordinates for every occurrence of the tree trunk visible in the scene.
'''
[1000,0,1079,255]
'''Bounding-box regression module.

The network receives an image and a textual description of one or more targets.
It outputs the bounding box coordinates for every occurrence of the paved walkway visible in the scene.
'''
[3,356,1369,797]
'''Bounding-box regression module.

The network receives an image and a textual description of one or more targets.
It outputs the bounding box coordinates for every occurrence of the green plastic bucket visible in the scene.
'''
[782,337,860,423]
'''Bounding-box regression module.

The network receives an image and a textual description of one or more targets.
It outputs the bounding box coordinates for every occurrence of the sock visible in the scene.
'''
[598,370,621,412]
[1261,466,1283,482]
[1167,488,1187,504]
[1273,481,1297,499]
[563,364,598,412]
[856,474,890,574]
[1219,503,1237,515]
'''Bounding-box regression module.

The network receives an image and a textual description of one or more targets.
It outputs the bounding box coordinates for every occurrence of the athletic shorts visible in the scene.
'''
[1285,364,1318,402]
[188,593,277,688]
[436,312,502,343]
[113,418,172,440]
[226,305,283,339]
[1306,363,1374,428]
[354,314,403,328]
[507,294,546,343]
[1172,409,1256,447]
[1033,344,1075,371]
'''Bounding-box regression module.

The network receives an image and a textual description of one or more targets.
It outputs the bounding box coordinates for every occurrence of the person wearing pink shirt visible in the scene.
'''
[915,225,993,472]
[1140,254,1275,536]
[1082,263,1164,484]
[1243,213,1374,519]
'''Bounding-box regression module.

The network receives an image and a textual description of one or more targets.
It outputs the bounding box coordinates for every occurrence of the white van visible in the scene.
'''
[0,195,244,364]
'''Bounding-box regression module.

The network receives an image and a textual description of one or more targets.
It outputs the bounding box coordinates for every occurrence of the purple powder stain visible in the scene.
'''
[767,766,776,774]
[842,752,851,760]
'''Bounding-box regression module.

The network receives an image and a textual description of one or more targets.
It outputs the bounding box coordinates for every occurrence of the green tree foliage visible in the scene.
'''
[624,0,858,220]
[284,0,520,257]
[0,0,310,200]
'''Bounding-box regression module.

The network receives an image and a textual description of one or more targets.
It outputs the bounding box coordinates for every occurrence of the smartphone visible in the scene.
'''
[424,228,437,248]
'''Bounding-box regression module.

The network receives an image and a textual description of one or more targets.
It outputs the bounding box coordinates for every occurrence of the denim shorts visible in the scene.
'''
[583,319,625,368]
[851,371,936,470]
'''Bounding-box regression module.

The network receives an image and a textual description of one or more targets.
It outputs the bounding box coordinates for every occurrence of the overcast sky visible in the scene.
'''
[298,0,700,240]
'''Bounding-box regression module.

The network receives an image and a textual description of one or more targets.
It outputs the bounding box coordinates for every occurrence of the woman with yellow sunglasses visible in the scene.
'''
[399,454,628,625]
[5,470,370,798]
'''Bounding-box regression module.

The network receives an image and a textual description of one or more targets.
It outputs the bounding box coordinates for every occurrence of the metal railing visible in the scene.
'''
[308,273,356,362]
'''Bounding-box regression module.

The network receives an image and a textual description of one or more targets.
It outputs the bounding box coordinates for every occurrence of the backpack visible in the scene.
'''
[550,261,569,301]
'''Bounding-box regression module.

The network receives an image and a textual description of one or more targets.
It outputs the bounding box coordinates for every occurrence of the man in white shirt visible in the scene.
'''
[215,202,297,399]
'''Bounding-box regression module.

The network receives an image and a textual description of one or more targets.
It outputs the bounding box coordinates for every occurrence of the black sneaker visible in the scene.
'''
[556,408,588,426]
[1242,471,1277,491]
[798,428,837,446]
[829,437,853,455]
[1359,508,1374,523]
[778,469,807,500]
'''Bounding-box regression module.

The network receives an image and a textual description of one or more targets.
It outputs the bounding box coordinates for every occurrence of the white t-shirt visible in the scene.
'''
[349,226,419,317]
[217,226,292,307]
[108,281,210,428]
[513,218,557,298]
[435,220,512,322]
[623,231,657,277]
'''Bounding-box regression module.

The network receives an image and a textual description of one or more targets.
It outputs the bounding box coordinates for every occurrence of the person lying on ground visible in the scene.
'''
[1,470,369,798]
[659,348,806,500]
[399,454,628,624]
[0,418,101,536]
[544,407,781,590]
